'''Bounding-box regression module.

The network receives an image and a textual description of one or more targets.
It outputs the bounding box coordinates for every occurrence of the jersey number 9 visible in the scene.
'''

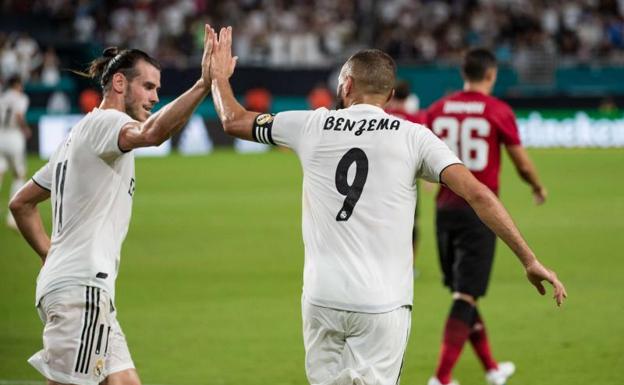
[335,148,368,222]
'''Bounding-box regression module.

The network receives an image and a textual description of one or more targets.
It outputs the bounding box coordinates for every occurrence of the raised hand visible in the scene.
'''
[525,260,567,306]
[200,24,216,85]
[210,26,238,81]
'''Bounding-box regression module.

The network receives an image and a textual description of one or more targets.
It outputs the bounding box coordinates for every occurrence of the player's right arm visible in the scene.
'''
[209,27,313,147]
[9,181,51,263]
[440,163,567,305]
[506,145,547,204]
[209,26,258,141]
[118,25,216,151]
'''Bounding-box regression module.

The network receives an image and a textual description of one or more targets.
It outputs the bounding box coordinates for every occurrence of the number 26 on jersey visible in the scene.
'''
[432,117,490,172]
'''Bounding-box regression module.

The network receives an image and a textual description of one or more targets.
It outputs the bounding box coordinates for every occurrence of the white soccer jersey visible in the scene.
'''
[253,104,461,313]
[0,89,29,132]
[32,108,137,305]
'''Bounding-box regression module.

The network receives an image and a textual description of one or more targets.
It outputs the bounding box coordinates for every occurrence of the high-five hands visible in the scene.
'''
[210,26,238,81]
[200,24,216,86]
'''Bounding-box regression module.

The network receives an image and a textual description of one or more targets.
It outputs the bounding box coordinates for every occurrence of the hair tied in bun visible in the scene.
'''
[103,47,119,58]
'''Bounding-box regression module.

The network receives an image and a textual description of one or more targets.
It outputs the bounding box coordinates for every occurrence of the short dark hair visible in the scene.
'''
[344,49,396,96]
[76,47,161,91]
[7,75,22,88]
[393,80,410,101]
[462,48,497,82]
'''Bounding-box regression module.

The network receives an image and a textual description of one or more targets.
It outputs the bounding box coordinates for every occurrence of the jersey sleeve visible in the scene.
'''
[414,127,462,183]
[32,162,52,192]
[87,110,136,159]
[267,110,320,150]
[494,103,521,145]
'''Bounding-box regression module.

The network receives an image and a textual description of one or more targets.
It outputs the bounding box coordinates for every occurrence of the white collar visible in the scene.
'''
[346,103,386,113]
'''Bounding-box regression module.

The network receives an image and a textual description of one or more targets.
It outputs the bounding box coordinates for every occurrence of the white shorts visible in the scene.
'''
[0,130,26,177]
[302,300,412,385]
[28,286,135,385]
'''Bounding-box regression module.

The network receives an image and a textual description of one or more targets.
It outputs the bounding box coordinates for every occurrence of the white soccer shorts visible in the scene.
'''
[302,300,412,385]
[28,286,135,385]
[0,130,26,177]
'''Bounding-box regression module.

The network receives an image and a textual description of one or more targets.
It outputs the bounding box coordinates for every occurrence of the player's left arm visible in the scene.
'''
[118,25,215,151]
[440,163,567,305]
[15,111,31,138]
[15,96,32,138]
[506,145,547,205]
[209,26,258,141]
[496,103,546,204]
[9,181,51,263]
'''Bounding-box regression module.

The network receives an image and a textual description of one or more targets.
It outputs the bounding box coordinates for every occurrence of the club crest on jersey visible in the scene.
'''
[256,113,274,126]
[94,358,104,377]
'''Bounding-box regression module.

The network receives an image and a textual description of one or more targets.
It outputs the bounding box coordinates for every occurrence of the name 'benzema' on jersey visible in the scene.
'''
[323,116,401,136]
[253,103,461,313]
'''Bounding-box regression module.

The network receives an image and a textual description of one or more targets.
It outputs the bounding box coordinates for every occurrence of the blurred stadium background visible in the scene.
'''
[1,1,623,384]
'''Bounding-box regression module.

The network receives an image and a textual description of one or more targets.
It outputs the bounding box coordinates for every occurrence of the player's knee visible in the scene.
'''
[452,291,476,305]
[449,296,477,325]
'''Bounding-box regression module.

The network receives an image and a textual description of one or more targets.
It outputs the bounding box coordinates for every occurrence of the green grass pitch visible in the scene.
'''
[1,148,623,384]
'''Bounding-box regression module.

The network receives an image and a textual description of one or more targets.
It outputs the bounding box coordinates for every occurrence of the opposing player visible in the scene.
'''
[209,28,565,385]
[0,75,31,229]
[9,25,217,385]
[384,80,423,123]
[423,48,548,385]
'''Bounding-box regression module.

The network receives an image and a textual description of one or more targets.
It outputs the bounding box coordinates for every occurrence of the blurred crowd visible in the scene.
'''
[0,32,60,85]
[2,0,624,69]
[378,0,624,64]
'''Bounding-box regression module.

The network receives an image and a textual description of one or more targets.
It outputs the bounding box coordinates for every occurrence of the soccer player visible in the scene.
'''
[384,80,423,123]
[0,75,31,229]
[9,25,217,385]
[423,48,548,385]
[209,27,565,385]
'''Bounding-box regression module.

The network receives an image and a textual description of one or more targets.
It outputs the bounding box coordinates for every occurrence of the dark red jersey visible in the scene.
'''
[385,107,427,125]
[423,91,521,208]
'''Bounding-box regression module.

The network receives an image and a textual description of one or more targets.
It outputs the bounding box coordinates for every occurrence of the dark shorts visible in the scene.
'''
[436,207,496,298]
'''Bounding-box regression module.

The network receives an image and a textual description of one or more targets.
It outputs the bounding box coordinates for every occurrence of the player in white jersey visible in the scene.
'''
[0,75,31,229]
[207,28,567,385]
[9,25,218,385]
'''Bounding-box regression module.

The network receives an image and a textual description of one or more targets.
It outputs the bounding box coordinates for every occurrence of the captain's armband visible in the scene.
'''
[252,113,276,145]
